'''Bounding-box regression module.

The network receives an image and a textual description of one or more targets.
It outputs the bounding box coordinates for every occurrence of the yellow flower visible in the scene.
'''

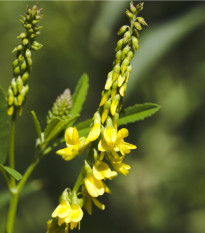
[56,127,86,161]
[82,185,105,215]
[84,171,110,197]
[98,127,136,155]
[86,122,101,143]
[52,199,83,230]
[86,112,101,143]
[108,151,131,175]
[93,160,117,180]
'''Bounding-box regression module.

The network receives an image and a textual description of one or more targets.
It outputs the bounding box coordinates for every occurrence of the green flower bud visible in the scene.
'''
[130,2,136,13]
[116,39,124,51]
[123,31,131,43]
[18,54,24,63]
[27,57,32,66]
[22,72,29,82]
[115,50,122,62]
[28,28,34,33]
[32,20,38,25]
[16,76,23,92]
[17,32,26,39]
[137,17,148,26]
[21,60,27,71]
[8,87,14,105]
[126,10,133,19]
[11,78,17,95]
[134,22,142,30]
[14,66,20,75]
[136,2,144,12]
[47,89,72,124]
[23,38,29,45]
[132,36,139,50]
[12,45,23,53]
[21,85,29,97]
[25,49,32,58]
[12,59,19,68]
[122,45,130,59]
[117,25,129,36]
[127,51,134,60]
[31,41,43,51]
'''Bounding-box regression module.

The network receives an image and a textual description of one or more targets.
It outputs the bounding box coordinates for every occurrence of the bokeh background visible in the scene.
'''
[0,1,205,233]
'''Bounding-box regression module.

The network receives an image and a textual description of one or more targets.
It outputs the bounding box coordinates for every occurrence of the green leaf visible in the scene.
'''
[0,87,9,164]
[76,103,160,137]
[31,110,42,141]
[0,164,22,181]
[44,115,78,143]
[119,103,161,125]
[70,73,89,116]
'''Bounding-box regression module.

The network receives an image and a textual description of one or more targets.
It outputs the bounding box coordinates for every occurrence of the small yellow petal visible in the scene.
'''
[87,123,101,142]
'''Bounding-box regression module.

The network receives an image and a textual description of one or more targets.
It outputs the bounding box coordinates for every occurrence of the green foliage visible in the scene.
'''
[0,87,9,164]
[0,164,22,181]
[31,110,42,142]
[70,73,89,116]
[119,103,160,125]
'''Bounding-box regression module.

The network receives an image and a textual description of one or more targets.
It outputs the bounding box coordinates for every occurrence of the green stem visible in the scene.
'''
[6,192,19,233]
[8,115,16,186]
[6,158,39,233]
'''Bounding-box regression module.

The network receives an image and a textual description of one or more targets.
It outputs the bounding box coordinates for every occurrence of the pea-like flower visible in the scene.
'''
[52,199,83,230]
[93,160,117,180]
[84,170,111,198]
[98,127,136,155]
[56,127,86,161]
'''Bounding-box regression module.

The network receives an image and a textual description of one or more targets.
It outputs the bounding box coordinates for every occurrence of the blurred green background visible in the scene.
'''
[0,1,205,233]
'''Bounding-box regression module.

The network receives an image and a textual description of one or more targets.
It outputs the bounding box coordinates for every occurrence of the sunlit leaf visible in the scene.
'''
[31,110,42,141]
[0,164,22,181]
[70,73,89,116]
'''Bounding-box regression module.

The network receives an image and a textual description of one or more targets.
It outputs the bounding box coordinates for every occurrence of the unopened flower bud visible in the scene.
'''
[132,36,139,50]
[21,85,29,97]
[116,39,124,51]
[12,59,19,68]
[22,72,29,82]
[23,38,29,45]
[137,17,148,26]
[27,57,32,66]
[11,79,17,95]
[8,87,14,105]
[122,45,130,59]
[21,61,27,71]
[123,31,131,43]
[110,94,120,116]
[25,49,31,58]
[136,2,144,12]
[117,25,129,36]
[115,50,122,63]
[113,64,120,82]
[16,76,23,92]
[12,45,23,53]
[17,32,26,39]
[127,51,134,60]
[117,75,125,87]
[126,10,133,19]
[18,54,24,63]
[14,66,20,75]
[134,22,142,30]
[105,71,113,90]
[121,58,130,74]
[130,2,136,13]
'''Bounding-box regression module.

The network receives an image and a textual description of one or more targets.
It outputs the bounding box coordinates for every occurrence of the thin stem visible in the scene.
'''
[6,193,18,233]
[6,157,39,233]
[8,115,16,186]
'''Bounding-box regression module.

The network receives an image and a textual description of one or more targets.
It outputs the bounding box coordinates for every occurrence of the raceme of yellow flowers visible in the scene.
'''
[47,2,147,232]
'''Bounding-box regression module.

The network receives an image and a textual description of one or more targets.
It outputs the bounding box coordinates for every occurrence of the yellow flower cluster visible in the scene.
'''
[47,190,83,232]
[48,2,147,231]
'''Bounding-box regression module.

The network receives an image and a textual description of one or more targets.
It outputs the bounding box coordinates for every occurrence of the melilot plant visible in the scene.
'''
[0,2,160,233]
